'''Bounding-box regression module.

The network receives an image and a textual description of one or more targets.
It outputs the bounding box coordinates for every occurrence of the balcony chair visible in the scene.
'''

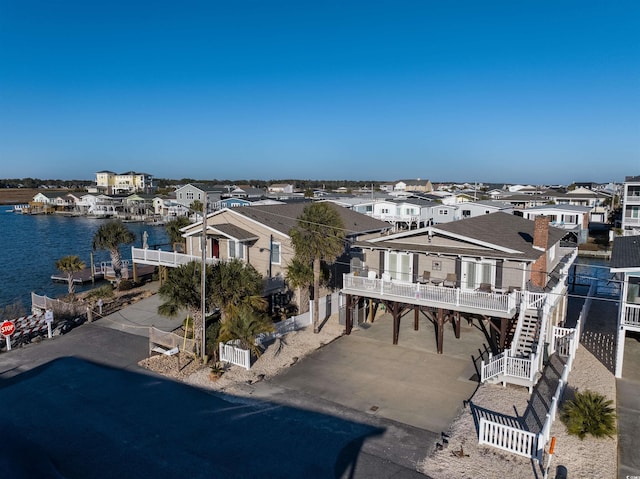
[443,273,457,288]
[417,271,431,284]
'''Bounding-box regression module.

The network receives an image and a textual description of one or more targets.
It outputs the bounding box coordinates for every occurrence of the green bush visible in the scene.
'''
[560,390,616,439]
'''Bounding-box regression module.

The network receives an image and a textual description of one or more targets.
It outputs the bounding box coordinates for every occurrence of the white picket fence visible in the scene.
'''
[219,341,251,370]
[478,418,541,460]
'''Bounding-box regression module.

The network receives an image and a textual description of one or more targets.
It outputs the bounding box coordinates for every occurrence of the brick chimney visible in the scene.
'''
[530,216,550,289]
[533,216,550,251]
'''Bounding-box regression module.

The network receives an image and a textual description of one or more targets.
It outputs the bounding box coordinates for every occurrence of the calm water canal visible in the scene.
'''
[0,212,169,310]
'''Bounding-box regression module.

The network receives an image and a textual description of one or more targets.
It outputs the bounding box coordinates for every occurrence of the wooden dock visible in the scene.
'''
[51,268,104,284]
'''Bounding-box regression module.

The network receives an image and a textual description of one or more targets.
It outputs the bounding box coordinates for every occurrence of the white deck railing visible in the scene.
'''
[623,304,640,328]
[481,350,537,385]
[343,273,518,317]
[131,247,219,267]
[219,341,251,370]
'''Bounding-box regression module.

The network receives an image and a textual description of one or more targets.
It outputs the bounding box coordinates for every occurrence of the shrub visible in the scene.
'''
[117,279,135,291]
[560,390,616,439]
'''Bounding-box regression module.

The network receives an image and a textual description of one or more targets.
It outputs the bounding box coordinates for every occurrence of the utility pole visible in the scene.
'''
[200,204,207,362]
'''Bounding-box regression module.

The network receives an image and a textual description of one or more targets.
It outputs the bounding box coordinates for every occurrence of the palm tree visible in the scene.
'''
[289,202,345,333]
[92,221,136,282]
[55,255,86,297]
[286,257,313,314]
[560,389,617,439]
[218,304,274,358]
[157,261,215,358]
[209,259,266,322]
[165,216,191,252]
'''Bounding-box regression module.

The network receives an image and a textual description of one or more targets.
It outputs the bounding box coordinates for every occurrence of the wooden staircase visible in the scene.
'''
[513,309,541,357]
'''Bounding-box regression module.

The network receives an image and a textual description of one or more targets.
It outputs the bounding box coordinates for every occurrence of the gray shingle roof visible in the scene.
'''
[436,212,566,254]
[358,212,567,261]
[233,203,391,237]
[209,224,258,241]
[610,236,640,270]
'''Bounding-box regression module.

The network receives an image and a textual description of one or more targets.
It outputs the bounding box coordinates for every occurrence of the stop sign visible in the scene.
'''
[1,320,15,337]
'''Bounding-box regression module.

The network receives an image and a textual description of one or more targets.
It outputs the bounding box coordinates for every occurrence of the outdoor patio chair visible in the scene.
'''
[417,271,430,284]
[443,273,457,288]
[476,282,492,293]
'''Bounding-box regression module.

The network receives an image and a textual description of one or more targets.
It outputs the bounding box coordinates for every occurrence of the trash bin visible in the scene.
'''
[555,465,568,479]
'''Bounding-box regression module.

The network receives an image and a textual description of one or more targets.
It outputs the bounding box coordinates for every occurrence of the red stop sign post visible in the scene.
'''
[1,320,15,337]
[1,320,16,351]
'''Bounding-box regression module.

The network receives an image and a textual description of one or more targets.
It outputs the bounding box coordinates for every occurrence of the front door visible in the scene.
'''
[387,252,412,282]
[461,257,496,290]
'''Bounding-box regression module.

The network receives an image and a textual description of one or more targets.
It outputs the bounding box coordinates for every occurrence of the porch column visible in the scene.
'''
[436,308,444,354]
[345,295,353,335]
[499,317,508,351]
[616,326,626,378]
[392,303,400,345]
[414,306,420,331]
[454,311,461,339]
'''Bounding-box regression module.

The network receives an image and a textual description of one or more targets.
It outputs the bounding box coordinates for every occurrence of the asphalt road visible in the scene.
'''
[0,324,429,478]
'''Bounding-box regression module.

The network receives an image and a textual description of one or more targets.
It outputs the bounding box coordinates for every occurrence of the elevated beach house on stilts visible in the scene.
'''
[611,235,640,378]
[342,212,577,392]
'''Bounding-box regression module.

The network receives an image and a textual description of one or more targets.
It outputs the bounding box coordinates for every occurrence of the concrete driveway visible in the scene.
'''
[261,310,486,436]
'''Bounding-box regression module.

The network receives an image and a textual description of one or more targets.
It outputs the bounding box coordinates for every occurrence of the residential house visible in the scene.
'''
[174,183,225,213]
[339,198,428,231]
[342,213,576,391]
[217,198,252,209]
[268,183,295,194]
[226,185,266,199]
[621,175,640,236]
[455,201,514,220]
[611,235,640,377]
[522,204,591,244]
[549,187,611,224]
[30,191,75,212]
[394,179,433,194]
[131,203,391,301]
[95,170,154,195]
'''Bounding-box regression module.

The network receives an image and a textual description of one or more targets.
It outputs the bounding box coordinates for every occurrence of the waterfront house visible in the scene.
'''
[173,183,225,212]
[522,204,591,244]
[342,213,576,390]
[611,235,640,377]
[95,170,154,195]
[621,175,640,236]
[131,202,391,302]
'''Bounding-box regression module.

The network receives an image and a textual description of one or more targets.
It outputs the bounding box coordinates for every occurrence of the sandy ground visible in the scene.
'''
[420,346,617,479]
[139,316,617,479]
[139,313,346,395]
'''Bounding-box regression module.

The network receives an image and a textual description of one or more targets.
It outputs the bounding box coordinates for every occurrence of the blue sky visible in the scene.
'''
[0,1,638,184]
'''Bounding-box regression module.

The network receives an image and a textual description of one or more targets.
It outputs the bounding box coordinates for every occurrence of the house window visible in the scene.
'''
[462,210,471,218]
[365,205,373,213]
[228,240,244,259]
[270,242,281,265]
[438,209,449,215]
[381,208,390,214]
